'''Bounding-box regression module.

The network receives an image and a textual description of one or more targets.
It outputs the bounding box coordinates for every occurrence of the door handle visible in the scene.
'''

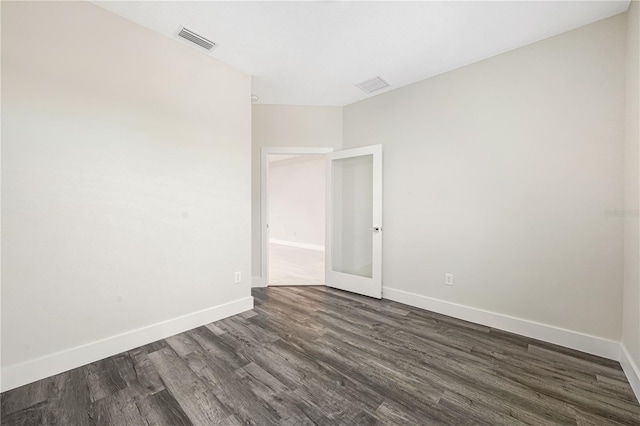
[368,227,381,232]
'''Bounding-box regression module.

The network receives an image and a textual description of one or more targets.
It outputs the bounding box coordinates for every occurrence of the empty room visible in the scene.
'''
[1,0,640,425]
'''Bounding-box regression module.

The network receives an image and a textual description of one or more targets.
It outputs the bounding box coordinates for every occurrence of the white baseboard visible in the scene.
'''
[620,344,640,403]
[382,287,620,361]
[252,276,267,288]
[269,239,325,252]
[268,282,324,286]
[1,296,253,392]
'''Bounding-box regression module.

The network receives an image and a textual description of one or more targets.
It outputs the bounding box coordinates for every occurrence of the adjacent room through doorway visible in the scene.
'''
[267,154,326,286]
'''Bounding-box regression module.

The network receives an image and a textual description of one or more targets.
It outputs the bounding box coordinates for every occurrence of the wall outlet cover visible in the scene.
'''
[445,273,454,286]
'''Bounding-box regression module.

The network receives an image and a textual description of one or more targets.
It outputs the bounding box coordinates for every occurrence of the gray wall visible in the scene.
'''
[1,1,251,371]
[343,15,626,340]
[269,156,326,248]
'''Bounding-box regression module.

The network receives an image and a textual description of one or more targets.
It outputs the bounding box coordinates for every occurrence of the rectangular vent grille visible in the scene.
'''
[355,76,390,94]
[177,27,216,51]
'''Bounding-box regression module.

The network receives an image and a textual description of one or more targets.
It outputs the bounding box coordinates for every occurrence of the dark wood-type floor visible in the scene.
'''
[2,286,640,425]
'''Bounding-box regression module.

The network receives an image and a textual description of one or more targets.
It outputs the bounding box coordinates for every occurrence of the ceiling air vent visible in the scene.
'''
[176,26,216,51]
[355,76,390,94]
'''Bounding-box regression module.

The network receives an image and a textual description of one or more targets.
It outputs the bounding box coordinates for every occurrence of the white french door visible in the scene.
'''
[325,145,382,298]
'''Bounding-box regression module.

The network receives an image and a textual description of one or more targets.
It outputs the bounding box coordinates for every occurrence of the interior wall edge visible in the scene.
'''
[382,286,621,361]
[621,343,640,403]
[0,296,254,393]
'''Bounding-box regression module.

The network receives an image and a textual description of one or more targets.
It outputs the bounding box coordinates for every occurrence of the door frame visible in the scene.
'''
[259,147,334,287]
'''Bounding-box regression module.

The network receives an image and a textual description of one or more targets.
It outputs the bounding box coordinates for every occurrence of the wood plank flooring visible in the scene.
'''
[2,286,639,425]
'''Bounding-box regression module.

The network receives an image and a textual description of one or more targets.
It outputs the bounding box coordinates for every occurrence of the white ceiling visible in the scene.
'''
[94,1,630,106]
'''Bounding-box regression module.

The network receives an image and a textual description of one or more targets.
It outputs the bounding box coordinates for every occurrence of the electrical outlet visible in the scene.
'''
[234,271,242,284]
[445,273,454,286]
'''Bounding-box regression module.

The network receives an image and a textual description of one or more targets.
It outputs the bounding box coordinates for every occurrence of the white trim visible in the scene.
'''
[620,344,640,403]
[252,276,267,288]
[1,296,253,392]
[263,147,335,155]
[269,239,325,252]
[260,147,333,288]
[382,287,620,361]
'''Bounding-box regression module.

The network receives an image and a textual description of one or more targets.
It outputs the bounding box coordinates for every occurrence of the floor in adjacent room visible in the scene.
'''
[268,242,325,286]
[2,286,639,425]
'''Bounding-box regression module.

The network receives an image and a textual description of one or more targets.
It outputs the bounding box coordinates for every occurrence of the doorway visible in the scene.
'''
[268,153,326,286]
[260,147,333,288]
[260,145,383,297]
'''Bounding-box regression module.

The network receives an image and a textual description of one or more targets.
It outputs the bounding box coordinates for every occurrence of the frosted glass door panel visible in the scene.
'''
[325,144,382,299]
[331,155,373,278]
